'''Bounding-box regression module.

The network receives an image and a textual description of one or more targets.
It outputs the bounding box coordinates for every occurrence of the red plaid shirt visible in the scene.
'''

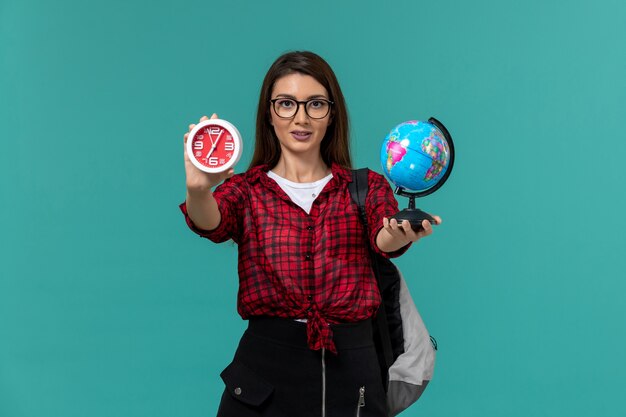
[179,163,410,353]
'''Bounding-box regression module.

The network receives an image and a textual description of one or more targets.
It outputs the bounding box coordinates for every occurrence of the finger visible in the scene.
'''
[210,113,219,119]
[432,215,442,225]
[382,217,398,234]
[199,115,209,122]
[387,218,409,237]
[184,132,189,144]
[400,220,420,240]
[212,169,235,185]
[382,217,396,234]
[421,220,433,236]
[188,123,196,132]
[388,218,402,232]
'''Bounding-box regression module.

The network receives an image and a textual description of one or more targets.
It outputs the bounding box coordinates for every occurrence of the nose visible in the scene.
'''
[293,102,310,124]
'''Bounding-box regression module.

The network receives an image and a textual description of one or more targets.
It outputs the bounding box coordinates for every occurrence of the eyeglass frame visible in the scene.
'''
[269,97,334,119]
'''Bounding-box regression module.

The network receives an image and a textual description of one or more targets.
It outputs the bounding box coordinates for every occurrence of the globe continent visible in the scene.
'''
[380,120,451,193]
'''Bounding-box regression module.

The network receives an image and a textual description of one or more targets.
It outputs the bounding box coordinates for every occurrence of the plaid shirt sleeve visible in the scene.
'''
[365,170,412,258]
[179,174,247,244]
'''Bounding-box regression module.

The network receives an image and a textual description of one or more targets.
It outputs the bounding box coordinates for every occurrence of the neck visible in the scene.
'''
[272,154,331,183]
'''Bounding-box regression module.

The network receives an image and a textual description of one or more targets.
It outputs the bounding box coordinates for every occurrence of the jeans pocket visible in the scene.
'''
[220,361,274,407]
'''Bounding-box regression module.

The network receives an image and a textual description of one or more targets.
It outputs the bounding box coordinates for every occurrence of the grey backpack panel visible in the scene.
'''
[386,268,436,416]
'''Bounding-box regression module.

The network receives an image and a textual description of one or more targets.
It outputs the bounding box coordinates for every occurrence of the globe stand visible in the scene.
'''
[391,187,436,232]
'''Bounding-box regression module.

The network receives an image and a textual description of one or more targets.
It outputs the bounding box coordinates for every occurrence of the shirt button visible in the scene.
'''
[307,225,313,231]
[234,387,242,395]
[307,295,313,301]
[305,254,311,260]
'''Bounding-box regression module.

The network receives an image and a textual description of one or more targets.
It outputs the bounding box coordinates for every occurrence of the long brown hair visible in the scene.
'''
[248,51,352,169]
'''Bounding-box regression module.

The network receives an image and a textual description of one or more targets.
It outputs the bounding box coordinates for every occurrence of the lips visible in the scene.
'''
[291,130,312,141]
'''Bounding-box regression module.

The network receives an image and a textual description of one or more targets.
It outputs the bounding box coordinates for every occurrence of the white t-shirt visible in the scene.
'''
[267,170,333,214]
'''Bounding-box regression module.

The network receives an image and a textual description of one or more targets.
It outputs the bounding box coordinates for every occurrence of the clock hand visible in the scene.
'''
[205,128,224,159]
[206,127,216,147]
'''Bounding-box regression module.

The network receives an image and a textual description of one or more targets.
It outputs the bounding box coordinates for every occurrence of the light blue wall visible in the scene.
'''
[2,0,625,416]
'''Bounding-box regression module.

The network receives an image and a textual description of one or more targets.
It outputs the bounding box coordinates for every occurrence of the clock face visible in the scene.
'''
[186,119,242,173]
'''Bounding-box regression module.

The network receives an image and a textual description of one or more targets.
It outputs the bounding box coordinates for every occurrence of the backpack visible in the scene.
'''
[348,168,437,417]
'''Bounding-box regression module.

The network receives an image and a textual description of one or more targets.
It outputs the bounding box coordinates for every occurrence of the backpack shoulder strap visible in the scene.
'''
[348,168,370,224]
[349,168,395,389]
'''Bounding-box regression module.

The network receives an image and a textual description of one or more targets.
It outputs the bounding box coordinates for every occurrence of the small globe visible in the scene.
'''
[380,120,453,195]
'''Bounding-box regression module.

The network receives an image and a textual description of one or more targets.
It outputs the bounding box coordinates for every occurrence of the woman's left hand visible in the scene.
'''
[377,216,442,252]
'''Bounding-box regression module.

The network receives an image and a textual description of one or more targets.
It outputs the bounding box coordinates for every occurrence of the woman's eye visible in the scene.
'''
[279,100,294,108]
[310,100,323,108]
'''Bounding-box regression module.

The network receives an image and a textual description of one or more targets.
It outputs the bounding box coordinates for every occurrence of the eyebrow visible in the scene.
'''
[273,94,329,100]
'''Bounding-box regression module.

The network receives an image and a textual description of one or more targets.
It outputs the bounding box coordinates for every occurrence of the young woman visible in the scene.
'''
[180,51,441,417]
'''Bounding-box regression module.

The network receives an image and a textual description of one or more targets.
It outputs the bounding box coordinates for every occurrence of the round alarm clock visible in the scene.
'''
[186,119,243,173]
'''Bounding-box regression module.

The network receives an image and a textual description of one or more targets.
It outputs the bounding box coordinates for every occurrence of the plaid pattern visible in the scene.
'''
[179,163,410,353]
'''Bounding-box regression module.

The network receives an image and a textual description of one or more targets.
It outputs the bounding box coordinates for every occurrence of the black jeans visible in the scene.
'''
[217,317,387,417]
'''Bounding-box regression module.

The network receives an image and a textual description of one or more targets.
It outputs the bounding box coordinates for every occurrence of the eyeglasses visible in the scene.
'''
[270,98,334,119]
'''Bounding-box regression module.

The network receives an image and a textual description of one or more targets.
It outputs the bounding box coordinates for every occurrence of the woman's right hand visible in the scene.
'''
[183,113,235,193]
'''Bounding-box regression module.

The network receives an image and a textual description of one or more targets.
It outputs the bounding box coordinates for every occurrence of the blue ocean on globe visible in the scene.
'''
[380,120,451,192]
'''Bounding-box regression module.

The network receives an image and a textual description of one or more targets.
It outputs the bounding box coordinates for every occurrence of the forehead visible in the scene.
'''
[272,73,328,98]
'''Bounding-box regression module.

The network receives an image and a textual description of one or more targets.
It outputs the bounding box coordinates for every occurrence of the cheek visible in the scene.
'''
[270,112,287,129]
[271,118,290,139]
[317,120,331,137]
